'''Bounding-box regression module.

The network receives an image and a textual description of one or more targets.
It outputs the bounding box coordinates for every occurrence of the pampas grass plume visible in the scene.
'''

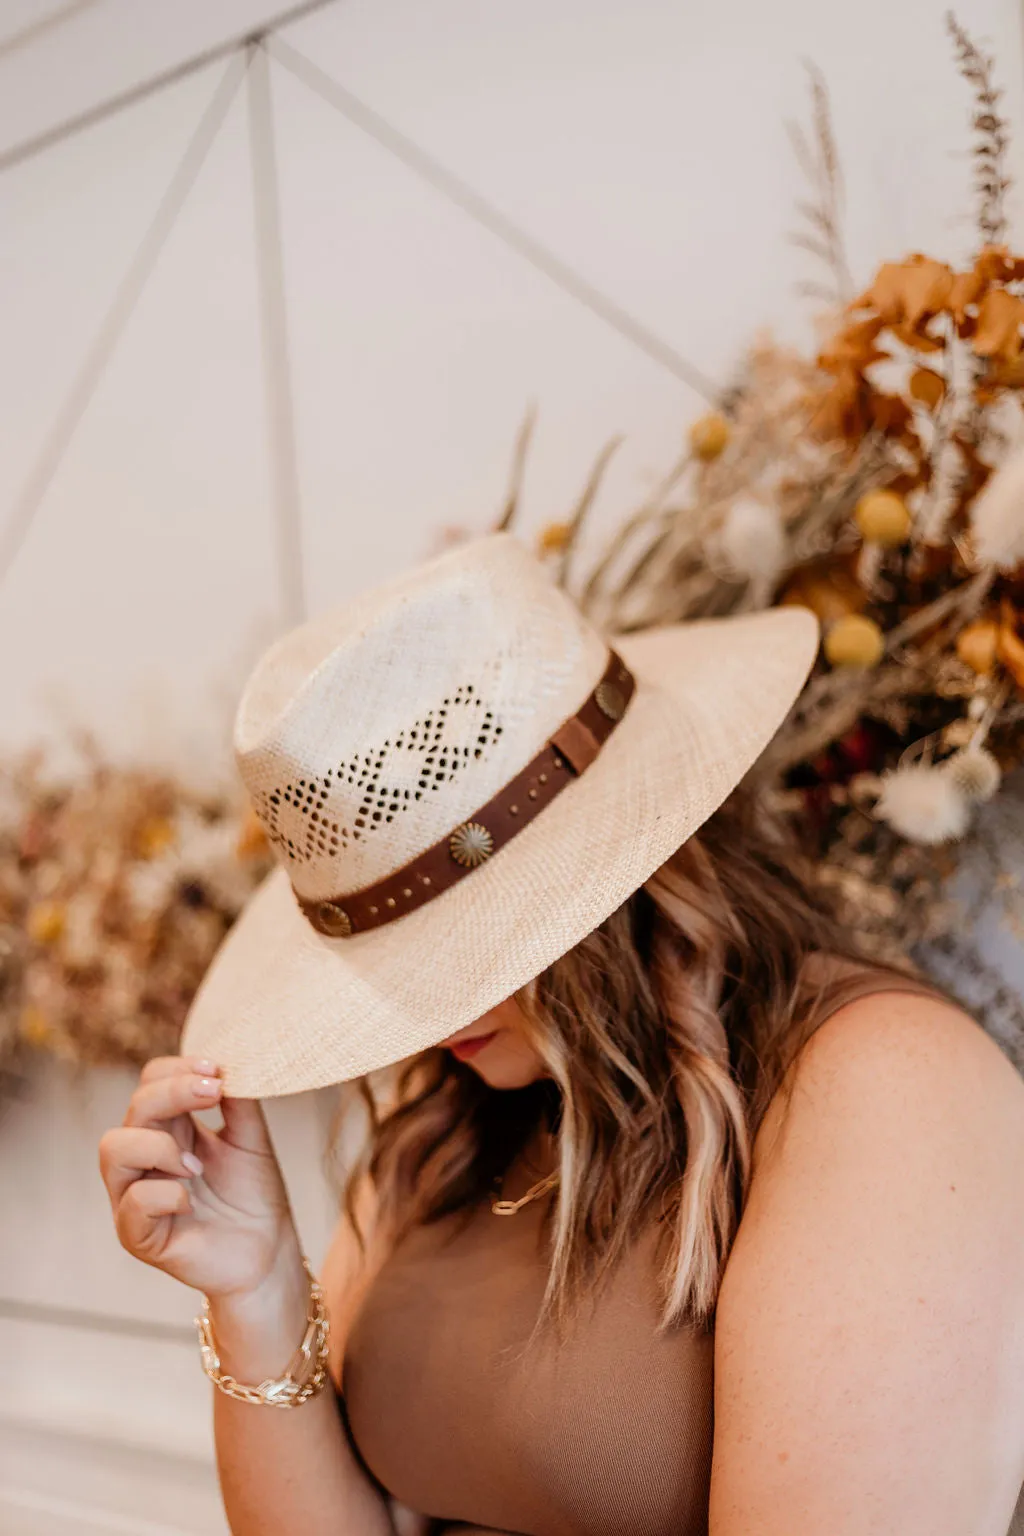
[970,445,1024,570]
[718,497,787,596]
[875,763,971,844]
[945,746,1002,803]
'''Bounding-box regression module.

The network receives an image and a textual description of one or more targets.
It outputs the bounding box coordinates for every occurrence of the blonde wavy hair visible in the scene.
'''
[334,790,911,1335]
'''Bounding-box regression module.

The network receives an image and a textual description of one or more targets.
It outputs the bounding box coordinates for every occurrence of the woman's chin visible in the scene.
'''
[465,1047,547,1090]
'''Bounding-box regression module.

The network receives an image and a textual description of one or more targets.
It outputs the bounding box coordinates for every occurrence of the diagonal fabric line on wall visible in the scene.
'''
[0,0,343,176]
[0,0,103,62]
[248,42,307,625]
[268,36,721,404]
[0,54,248,595]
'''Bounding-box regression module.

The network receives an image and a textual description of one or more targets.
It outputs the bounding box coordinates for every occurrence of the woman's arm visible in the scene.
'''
[99,1059,395,1536]
[709,991,1024,1536]
[209,1228,395,1536]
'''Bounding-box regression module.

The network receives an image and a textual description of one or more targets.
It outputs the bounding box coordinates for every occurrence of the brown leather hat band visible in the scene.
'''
[296,649,635,939]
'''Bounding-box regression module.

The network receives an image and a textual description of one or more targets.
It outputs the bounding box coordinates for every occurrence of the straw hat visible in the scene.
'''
[182,534,818,1097]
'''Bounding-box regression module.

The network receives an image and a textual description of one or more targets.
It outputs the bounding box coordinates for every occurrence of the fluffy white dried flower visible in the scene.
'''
[945,746,1001,803]
[717,497,787,602]
[875,763,971,844]
[970,444,1024,570]
[124,856,177,920]
[175,810,255,914]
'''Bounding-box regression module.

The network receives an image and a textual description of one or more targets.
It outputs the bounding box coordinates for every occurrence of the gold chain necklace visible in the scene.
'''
[490,1168,559,1216]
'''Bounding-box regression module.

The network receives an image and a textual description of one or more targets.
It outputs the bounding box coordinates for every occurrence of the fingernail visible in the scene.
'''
[182,1151,204,1177]
[193,1076,221,1098]
[188,1058,219,1076]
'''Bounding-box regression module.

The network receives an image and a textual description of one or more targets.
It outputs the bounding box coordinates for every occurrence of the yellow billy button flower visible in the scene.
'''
[824,614,885,668]
[688,412,731,461]
[136,816,175,859]
[537,521,571,555]
[27,900,65,945]
[854,490,912,547]
[20,1006,53,1047]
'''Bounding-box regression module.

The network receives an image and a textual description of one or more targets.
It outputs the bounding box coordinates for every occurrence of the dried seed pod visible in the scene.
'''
[824,614,885,668]
[854,490,912,547]
[688,412,731,461]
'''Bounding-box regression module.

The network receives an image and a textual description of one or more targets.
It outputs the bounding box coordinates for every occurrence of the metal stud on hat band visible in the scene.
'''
[295,650,635,939]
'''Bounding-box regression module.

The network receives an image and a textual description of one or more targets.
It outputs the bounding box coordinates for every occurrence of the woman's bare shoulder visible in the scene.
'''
[751,983,1024,1179]
[710,988,1024,1534]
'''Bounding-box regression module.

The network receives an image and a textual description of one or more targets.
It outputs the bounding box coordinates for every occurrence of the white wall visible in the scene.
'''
[1,1,1023,1531]
[0,0,1021,760]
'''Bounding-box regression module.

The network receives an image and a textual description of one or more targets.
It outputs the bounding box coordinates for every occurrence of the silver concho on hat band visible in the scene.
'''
[449,821,495,869]
[594,681,627,721]
[315,901,352,938]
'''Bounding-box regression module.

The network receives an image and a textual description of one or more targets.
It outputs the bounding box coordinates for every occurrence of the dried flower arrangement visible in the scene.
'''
[0,741,271,1085]
[511,14,1024,1060]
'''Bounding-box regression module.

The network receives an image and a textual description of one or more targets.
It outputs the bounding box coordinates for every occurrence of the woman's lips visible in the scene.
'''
[448,1030,499,1061]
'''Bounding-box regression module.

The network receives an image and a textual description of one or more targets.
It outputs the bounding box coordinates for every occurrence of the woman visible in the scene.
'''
[99,535,1024,1535]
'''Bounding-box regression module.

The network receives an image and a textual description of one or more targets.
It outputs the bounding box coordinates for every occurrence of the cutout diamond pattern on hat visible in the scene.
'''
[253,682,503,865]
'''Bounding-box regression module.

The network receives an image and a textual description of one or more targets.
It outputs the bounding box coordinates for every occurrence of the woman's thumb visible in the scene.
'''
[218,1093,274,1156]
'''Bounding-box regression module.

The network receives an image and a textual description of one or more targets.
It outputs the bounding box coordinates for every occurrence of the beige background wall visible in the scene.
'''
[0,1,1022,1531]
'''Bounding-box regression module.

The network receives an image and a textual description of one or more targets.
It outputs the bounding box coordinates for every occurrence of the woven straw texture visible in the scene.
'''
[182,535,818,1097]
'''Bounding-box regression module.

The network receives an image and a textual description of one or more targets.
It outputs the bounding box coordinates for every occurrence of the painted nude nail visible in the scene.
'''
[181,1152,204,1177]
[193,1077,221,1097]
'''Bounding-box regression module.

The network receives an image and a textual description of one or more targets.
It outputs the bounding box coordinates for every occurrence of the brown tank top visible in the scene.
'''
[341,968,942,1536]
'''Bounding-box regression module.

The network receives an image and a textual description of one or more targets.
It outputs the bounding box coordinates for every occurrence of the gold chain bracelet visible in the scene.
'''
[195,1257,331,1408]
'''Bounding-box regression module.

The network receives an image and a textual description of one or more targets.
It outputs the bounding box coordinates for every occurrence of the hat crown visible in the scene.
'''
[236,535,607,900]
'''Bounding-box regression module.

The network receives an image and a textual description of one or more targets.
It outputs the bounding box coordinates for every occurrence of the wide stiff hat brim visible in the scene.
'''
[181,607,818,1097]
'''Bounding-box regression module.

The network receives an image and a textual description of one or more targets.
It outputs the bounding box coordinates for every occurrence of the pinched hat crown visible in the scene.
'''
[236,535,608,903]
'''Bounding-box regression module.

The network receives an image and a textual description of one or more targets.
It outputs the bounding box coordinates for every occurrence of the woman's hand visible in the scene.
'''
[99,1056,297,1301]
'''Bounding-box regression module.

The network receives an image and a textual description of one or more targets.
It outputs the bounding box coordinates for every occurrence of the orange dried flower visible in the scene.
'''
[997,600,1024,689]
[973,289,1024,363]
[974,245,1024,284]
[781,563,866,624]
[986,357,1024,390]
[908,367,946,410]
[947,268,985,324]
[857,255,953,328]
[956,619,999,675]
[887,320,945,353]
[819,316,887,375]
[812,369,868,441]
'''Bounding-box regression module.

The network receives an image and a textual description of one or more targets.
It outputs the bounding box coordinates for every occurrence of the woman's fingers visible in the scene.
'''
[115,1177,192,1259]
[125,1071,223,1129]
[218,1094,275,1157]
[99,1126,202,1206]
[139,1055,220,1086]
